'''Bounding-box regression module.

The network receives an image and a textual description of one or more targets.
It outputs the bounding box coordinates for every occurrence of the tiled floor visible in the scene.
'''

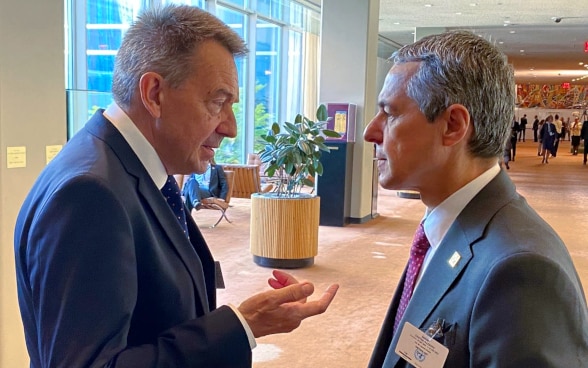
[193,139,588,367]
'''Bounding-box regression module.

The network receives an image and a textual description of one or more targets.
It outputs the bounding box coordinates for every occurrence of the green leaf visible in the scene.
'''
[322,129,341,138]
[271,122,281,135]
[316,104,328,121]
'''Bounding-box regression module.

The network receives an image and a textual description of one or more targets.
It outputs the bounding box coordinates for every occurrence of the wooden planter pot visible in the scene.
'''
[250,193,320,268]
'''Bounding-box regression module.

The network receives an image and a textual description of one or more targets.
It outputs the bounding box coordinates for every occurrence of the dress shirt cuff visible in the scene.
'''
[228,304,257,349]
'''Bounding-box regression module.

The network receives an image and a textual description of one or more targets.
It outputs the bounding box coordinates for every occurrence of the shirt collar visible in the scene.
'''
[103,103,168,189]
[423,164,500,250]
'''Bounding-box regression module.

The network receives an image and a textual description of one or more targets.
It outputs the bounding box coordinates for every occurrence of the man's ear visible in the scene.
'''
[442,104,471,147]
[139,72,164,118]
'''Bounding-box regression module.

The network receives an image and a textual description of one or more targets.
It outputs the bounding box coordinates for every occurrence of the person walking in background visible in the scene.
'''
[537,118,545,155]
[540,114,557,164]
[364,30,588,367]
[553,114,563,157]
[532,115,540,142]
[582,119,588,165]
[571,116,582,155]
[518,113,527,142]
[13,5,338,367]
[510,118,519,161]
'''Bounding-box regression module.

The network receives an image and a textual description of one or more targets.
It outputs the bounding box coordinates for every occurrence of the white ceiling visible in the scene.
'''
[377,0,588,85]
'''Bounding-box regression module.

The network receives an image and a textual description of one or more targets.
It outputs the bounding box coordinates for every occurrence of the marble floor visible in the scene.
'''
[193,139,588,367]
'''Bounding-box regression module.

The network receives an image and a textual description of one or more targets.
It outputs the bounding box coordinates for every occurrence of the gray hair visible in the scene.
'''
[390,30,515,158]
[112,4,248,108]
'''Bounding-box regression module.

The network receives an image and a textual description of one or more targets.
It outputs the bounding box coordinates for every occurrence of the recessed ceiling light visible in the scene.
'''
[509,30,516,34]
[498,41,504,44]
[424,4,432,7]
[393,22,400,25]
[455,12,462,15]
[580,62,584,65]
[520,50,525,53]
[470,3,478,6]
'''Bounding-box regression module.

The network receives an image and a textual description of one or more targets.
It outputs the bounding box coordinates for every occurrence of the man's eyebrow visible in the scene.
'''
[211,88,235,99]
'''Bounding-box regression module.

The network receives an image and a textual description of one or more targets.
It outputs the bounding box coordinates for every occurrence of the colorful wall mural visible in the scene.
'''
[516,84,588,109]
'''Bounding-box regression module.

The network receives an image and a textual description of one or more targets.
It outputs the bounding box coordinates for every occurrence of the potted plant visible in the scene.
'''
[250,104,341,268]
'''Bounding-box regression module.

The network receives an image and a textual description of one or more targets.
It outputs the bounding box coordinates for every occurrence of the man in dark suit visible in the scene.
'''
[183,161,229,211]
[14,5,338,367]
[532,115,540,142]
[518,113,527,142]
[364,30,588,367]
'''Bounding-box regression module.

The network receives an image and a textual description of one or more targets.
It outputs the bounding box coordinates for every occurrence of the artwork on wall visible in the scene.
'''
[516,84,588,109]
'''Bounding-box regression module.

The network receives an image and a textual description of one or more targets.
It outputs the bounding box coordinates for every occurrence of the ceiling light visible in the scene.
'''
[424,4,432,7]
[498,41,504,45]
[455,12,462,15]
[579,62,584,65]
[393,22,400,25]
[469,3,478,6]
[520,50,525,53]
[509,30,516,34]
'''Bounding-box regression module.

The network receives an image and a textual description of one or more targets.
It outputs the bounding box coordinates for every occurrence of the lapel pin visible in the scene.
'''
[448,251,461,268]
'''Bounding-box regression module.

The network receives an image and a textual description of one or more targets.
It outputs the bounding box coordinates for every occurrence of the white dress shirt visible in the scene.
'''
[415,164,501,288]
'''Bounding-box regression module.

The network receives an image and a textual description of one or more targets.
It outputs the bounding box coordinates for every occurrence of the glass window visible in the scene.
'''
[215,5,248,164]
[162,0,205,7]
[254,19,281,153]
[284,29,302,122]
[219,0,247,9]
[66,0,321,164]
[257,0,285,22]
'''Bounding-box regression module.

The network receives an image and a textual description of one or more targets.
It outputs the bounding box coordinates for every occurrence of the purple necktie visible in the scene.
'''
[394,222,431,333]
[161,175,189,238]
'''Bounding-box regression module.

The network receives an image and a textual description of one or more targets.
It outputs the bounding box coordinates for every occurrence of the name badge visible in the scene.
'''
[395,322,449,368]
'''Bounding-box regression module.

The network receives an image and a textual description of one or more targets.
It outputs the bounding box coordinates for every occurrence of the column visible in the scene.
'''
[0,1,65,366]
[319,0,380,223]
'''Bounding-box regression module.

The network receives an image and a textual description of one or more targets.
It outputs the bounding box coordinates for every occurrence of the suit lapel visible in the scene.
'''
[85,111,211,313]
[382,171,517,367]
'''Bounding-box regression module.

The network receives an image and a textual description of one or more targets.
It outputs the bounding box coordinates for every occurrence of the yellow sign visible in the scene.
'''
[334,111,347,135]
[7,146,27,168]
[46,145,63,164]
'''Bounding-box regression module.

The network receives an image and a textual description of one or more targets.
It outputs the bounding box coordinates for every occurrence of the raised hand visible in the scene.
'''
[238,273,339,338]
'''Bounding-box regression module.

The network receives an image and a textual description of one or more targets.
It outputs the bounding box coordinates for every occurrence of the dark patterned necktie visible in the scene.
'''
[161,175,189,238]
[393,222,431,334]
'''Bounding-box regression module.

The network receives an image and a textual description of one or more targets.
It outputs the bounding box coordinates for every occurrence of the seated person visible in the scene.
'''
[182,159,229,212]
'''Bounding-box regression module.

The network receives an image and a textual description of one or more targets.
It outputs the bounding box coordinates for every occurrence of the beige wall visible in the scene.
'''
[0,0,66,365]
[319,0,380,221]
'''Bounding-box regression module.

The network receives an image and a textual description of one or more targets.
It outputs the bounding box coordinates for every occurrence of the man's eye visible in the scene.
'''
[209,100,225,114]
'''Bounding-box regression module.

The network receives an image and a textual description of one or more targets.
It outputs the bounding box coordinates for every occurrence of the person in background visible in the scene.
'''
[537,118,545,156]
[183,158,228,212]
[14,5,338,367]
[364,30,588,367]
[571,116,582,156]
[532,114,540,142]
[553,114,563,157]
[582,119,588,165]
[540,114,557,164]
[518,113,527,142]
[510,118,519,161]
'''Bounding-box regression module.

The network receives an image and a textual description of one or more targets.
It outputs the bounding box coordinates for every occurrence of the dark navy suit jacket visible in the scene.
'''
[14,111,251,367]
[369,170,588,367]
